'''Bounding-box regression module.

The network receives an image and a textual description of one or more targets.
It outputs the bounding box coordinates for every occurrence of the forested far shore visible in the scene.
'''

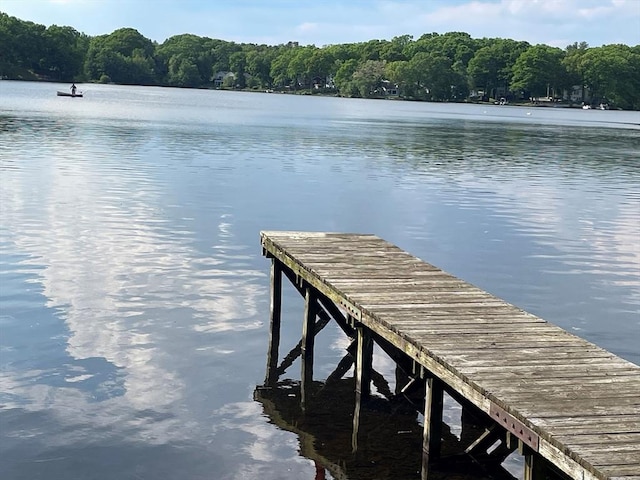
[1,12,639,109]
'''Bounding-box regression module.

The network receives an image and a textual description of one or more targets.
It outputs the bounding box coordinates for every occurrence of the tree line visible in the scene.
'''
[1,12,639,109]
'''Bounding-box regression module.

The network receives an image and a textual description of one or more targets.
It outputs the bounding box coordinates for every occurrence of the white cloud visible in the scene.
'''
[295,22,319,34]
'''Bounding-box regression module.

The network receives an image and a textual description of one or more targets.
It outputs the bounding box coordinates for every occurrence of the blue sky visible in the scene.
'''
[2,0,639,48]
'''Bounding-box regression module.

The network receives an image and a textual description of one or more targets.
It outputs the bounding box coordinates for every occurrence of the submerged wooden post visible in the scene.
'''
[301,286,317,410]
[421,376,444,479]
[355,325,373,398]
[265,259,282,385]
[351,386,362,453]
[352,325,373,452]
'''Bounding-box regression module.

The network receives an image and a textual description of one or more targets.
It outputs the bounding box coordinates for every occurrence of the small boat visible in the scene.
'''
[57,91,83,98]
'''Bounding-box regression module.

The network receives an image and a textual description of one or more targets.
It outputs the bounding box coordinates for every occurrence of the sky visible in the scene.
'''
[2,0,639,48]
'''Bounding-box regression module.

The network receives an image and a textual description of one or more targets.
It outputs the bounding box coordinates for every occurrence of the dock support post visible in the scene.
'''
[301,286,318,411]
[265,259,282,385]
[355,325,373,398]
[523,446,546,480]
[421,376,444,480]
[460,406,488,449]
[352,325,373,452]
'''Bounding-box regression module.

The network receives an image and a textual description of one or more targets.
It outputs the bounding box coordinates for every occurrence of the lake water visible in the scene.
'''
[1,81,639,480]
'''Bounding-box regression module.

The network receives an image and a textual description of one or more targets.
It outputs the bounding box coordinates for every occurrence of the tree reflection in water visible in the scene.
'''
[255,375,518,480]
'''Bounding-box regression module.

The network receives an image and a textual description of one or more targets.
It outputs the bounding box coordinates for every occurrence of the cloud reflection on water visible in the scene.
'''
[0,126,267,451]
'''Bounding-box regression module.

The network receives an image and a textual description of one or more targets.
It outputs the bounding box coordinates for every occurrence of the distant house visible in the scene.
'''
[310,75,336,90]
[213,71,253,88]
[469,89,485,100]
[325,74,335,89]
[494,86,508,100]
[311,76,324,89]
[213,71,235,88]
[381,80,399,98]
[565,85,591,104]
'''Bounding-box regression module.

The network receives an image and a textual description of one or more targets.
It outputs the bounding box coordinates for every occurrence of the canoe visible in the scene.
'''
[57,91,83,98]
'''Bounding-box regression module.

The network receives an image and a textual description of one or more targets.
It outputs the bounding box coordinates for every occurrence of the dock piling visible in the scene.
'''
[355,325,373,398]
[265,259,282,385]
[421,376,444,479]
[301,286,318,410]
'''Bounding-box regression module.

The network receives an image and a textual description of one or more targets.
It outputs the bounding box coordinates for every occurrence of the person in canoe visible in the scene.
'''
[71,83,77,95]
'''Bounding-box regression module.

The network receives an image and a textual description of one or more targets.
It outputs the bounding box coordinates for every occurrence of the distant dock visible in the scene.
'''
[259,231,640,480]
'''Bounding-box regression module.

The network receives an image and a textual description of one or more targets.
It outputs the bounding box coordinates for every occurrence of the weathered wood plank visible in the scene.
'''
[458,361,639,375]
[552,433,640,445]
[533,416,640,435]
[580,448,640,464]
[480,370,636,386]
[331,278,471,289]
[349,291,505,303]
[444,350,622,365]
[431,350,637,366]
[513,401,640,418]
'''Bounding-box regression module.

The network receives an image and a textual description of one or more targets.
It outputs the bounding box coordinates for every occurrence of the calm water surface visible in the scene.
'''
[1,81,639,479]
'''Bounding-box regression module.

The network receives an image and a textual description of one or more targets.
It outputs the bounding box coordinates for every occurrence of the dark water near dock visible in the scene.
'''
[1,81,639,479]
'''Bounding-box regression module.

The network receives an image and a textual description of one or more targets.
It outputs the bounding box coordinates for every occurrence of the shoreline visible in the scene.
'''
[3,78,625,110]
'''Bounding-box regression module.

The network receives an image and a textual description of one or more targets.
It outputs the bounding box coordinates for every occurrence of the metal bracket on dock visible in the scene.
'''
[489,403,539,452]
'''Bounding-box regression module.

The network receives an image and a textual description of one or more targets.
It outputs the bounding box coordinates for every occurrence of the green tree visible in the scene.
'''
[385,60,417,98]
[246,47,276,88]
[287,46,313,89]
[410,31,477,68]
[357,39,385,61]
[580,44,640,109]
[333,58,360,96]
[156,34,218,87]
[39,25,87,81]
[0,13,46,78]
[211,40,241,74]
[84,28,156,84]
[380,35,412,62]
[305,48,335,90]
[511,45,568,98]
[167,53,200,87]
[563,41,590,102]
[325,43,359,64]
[351,59,386,97]
[468,38,529,98]
[229,51,247,88]
[407,52,459,101]
[270,46,297,89]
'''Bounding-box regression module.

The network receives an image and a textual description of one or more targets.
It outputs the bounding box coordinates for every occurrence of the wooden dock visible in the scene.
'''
[260,231,640,480]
